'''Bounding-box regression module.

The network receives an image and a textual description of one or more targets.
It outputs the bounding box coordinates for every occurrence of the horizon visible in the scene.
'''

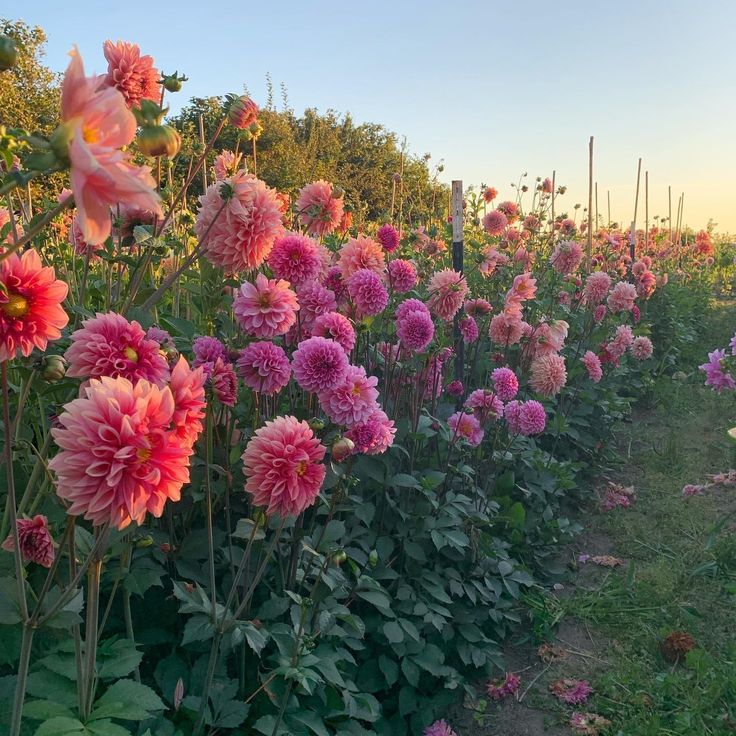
[10,0,736,233]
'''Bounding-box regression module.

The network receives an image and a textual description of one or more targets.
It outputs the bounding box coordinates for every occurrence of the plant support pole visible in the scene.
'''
[451,180,464,404]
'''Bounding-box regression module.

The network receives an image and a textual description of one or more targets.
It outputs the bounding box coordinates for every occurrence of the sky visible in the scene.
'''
[12,0,736,232]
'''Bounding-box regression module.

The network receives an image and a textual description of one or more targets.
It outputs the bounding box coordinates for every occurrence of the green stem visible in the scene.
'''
[9,623,35,736]
[204,406,218,623]
[81,556,102,720]
[0,196,74,263]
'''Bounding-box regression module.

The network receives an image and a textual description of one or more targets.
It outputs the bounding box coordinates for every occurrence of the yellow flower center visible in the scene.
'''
[259,293,272,308]
[1,293,30,318]
[83,125,100,144]
[123,346,139,362]
[351,384,362,396]
[296,460,308,477]
[137,447,152,463]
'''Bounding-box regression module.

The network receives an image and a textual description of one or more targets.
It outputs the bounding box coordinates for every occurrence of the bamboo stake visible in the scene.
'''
[668,186,672,242]
[595,182,599,231]
[630,158,642,263]
[198,114,208,192]
[587,137,594,269]
[550,170,556,239]
[607,190,611,226]
[644,171,649,253]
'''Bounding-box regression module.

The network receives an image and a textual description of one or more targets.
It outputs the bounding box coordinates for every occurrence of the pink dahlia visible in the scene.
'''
[423,720,458,736]
[464,298,492,316]
[483,209,508,236]
[396,297,429,320]
[448,411,484,447]
[459,316,479,343]
[486,672,521,701]
[49,376,193,529]
[550,678,593,705]
[583,271,612,305]
[465,389,504,422]
[347,269,389,317]
[609,325,634,358]
[192,336,228,371]
[338,236,386,280]
[396,308,435,352]
[233,273,298,338]
[496,200,519,222]
[228,96,259,130]
[322,267,348,303]
[237,341,291,395]
[387,258,418,293]
[636,270,656,299]
[210,357,238,406]
[631,336,653,360]
[296,280,337,332]
[169,356,207,447]
[345,408,396,455]
[607,281,637,313]
[377,223,400,252]
[102,40,160,108]
[2,515,55,568]
[196,173,284,273]
[489,313,524,346]
[70,215,101,259]
[504,400,522,434]
[65,312,170,386]
[593,304,607,323]
[523,214,540,231]
[427,269,468,322]
[445,379,464,397]
[292,336,348,393]
[242,416,326,517]
[569,712,611,735]
[213,150,243,180]
[267,232,322,286]
[530,354,567,397]
[542,177,553,193]
[311,312,356,353]
[318,365,379,425]
[60,48,161,245]
[551,240,584,275]
[483,186,498,203]
[491,367,519,401]
[507,272,537,302]
[0,249,69,362]
[519,400,546,435]
[296,180,344,237]
[700,349,735,391]
[581,351,603,383]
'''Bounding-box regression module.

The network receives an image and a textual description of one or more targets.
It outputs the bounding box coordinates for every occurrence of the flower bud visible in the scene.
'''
[227,95,259,130]
[331,437,354,463]
[368,549,378,568]
[137,124,181,158]
[0,35,18,72]
[161,71,188,93]
[41,354,67,382]
[135,535,154,548]
[308,418,325,432]
[332,550,347,566]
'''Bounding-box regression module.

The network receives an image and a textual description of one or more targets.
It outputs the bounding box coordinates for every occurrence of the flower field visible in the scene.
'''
[0,25,731,736]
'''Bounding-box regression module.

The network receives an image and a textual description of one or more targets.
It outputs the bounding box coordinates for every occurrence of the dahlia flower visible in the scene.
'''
[292,336,348,393]
[530,354,567,397]
[504,400,522,434]
[102,40,160,108]
[2,515,55,567]
[50,376,195,529]
[70,215,101,259]
[483,186,498,202]
[491,367,519,401]
[396,308,435,352]
[630,336,653,360]
[311,312,356,353]
[496,200,519,222]
[213,150,243,180]
[376,223,400,252]
[192,336,228,371]
[387,258,418,293]
[59,48,161,245]
[267,233,322,286]
[318,365,379,426]
[459,316,479,343]
[338,236,385,279]
[448,411,484,446]
[347,269,389,317]
[233,273,298,338]
[0,249,69,362]
[465,389,504,422]
[609,325,634,358]
[583,271,611,305]
[426,269,468,321]
[396,297,429,320]
[489,313,524,346]
[550,240,584,275]
[700,349,736,391]
[593,304,607,323]
[464,298,492,316]
[296,180,344,237]
[210,357,238,406]
[296,280,337,331]
[518,400,546,435]
[241,416,326,517]
[483,209,508,236]
[237,341,291,395]
[65,312,170,386]
[323,267,348,303]
[228,96,259,129]
[581,351,603,383]
[146,326,174,350]
[486,672,521,701]
[423,720,458,736]
[196,173,284,272]
[507,273,537,302]
[607,281,637,313]
[169,356,207,447]
[345,408,396,455]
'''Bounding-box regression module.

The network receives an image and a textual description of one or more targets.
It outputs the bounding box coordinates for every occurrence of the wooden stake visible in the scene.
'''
[630,158,642,262]
[644,171,649,252]
[587,137,594,269]
[198,114,208,192]
[550,170,556,239]
[607,190,611,226]
[595,182,599,230]
[451,181,464,397]
[668,186,672,242]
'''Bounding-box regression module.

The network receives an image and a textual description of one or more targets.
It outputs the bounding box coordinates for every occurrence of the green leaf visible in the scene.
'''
[91,679,165,722]
[378,655,399,686]
[181,614,215,644]
[23,700,75,720]
[389,473,420,489]
[159,315,196,338]
[33,717,86,735]
[290,710,331,736]
[0,577,21,625]
[86,721,133,736]
[97,639,142,680]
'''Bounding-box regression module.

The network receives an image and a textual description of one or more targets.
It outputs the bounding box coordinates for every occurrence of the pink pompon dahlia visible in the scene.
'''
[65,312,170,386]
[491,367,519,401]
[345,407,396,455]
[377,223,400,252]
[396,307,435,352]
[2,515,55,567]
[59,48,161,245]
[233,273,298,338]
[581,350,603,383]
[296,280,337,331]
[267,232,323,286]
[465,389,504,422]
[387,258,418,293]
[483,209,508,236]
[347,269,389,317]
[338,235,386,280]
[292,336,348,393]
[196,173,284,273]
[0,249,69,362]
[486,672,521,701]
[192,335,228,371]
[169,356,206,447]
[427,269,469,322]
[237,341,291,395]
[631,335,653,360]
[583,271,612,305]
[210,357,238,406]
[518,400,546,435]
[607,281,637,313]
[296,180,344,237]
[318,364,379,426]
[311,312,356,353]
[459,316,479,344]
[504,400,522,434]
[423,720,458,736]
[102,40,160,108]
[530,354,567,397]
[396,297,429,320]
[448,411,484,447]
[49,376,195,529]
[550,240,584,275]
[241,415,326,517]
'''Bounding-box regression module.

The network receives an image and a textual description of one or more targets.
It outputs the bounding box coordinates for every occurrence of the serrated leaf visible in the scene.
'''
[92,679,164,721]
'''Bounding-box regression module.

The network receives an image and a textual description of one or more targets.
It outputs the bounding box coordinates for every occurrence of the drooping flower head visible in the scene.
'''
[210,357,238,406]
[196,173,284,273]
[296,180,344,237]
[530,354,567,397]
[237,341,291,395]
[233,273,298,338]
[241,416,326,517]
[65,312,170,386]
[102,40,160,108]
[0,249,69,362]
[2,515,55,568]
[311,312,356,353]
[427,269,468,322]
[376,223,400,252]
[464,298,492,317]
[318,365,379,426]
[292,336,348,393]
[267,233,322,286]
[49,376,196,529]
[227,96,259,129]
[347,269,389,317]
[59,48,161,245]
[338,236,386,280]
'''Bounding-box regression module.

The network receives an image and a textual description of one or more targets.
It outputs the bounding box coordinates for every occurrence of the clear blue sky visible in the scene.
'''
[13,0,736,231]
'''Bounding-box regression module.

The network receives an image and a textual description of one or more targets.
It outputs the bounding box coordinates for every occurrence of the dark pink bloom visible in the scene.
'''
[237,342,291,395]
[2,515,55,567]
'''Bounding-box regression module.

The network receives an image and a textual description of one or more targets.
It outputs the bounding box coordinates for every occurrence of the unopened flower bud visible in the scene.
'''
[161,71,188,93]
[331,437,354,463]
[137,124,181,158]
[368,549,378,568]
[309,418,325,431]
[332,550,347,566]
[135,535,154,548]
[41,354,67,382]
[227,95,259,130]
